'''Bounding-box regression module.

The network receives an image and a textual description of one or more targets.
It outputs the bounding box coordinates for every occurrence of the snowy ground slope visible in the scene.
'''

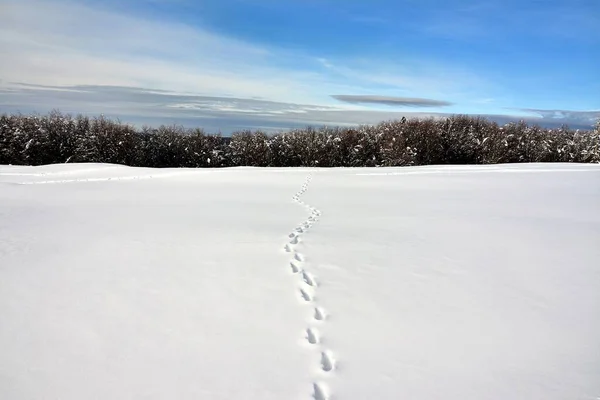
[1,163,599,400]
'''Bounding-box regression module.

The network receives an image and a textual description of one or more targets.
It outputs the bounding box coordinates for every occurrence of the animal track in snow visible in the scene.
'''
[1,166,120,177]
[314,307,325,321]
[301,270,316,287]
[283,174,337,398]
[320,351,335,372]
[290,261,300,274]
[306,328,319,344]
[312,383,328,400]
[17,170,191,185]
[300,289,312,302]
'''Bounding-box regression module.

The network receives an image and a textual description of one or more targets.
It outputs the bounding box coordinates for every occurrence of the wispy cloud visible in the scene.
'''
[317,58,485,97]
[1,85,595,133]
[516,108,600,126]
[0,0,491,106]
[0,0,327,103]
[332,95,452,108]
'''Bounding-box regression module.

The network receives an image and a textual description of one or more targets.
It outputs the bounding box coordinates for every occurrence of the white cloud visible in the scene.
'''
[0,0,494,108]
[0,0,333,103]
[1,85,594,134]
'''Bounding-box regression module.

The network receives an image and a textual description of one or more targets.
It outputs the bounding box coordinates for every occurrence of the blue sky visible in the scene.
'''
[0,0,598,132]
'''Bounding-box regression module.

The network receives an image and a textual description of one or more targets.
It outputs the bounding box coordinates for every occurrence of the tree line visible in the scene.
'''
[1,111,598,167]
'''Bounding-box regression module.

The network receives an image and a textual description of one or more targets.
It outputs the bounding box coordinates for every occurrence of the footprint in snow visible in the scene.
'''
[313,383,328,400]
[320,351,334,372]
[300,289,312,302]
[290,261,300,274]
[314,307,325,321]
[306,328,319,344]
[301,270,316,287]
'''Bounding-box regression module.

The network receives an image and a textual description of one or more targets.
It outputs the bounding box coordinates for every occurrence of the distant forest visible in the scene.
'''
[1,111,598,167]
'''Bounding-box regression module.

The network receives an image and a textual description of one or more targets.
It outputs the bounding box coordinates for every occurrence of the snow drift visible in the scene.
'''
[1,163,599,400]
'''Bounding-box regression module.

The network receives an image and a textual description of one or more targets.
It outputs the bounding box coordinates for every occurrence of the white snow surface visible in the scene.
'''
[1,163,599,400]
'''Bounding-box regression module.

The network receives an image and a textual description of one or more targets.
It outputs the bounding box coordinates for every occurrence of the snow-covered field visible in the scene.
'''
[1,163,599,400]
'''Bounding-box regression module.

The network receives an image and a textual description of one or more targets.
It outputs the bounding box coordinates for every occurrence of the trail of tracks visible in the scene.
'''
[15,171,193,185]
[0,166,120,177]
[285,174,335,400]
